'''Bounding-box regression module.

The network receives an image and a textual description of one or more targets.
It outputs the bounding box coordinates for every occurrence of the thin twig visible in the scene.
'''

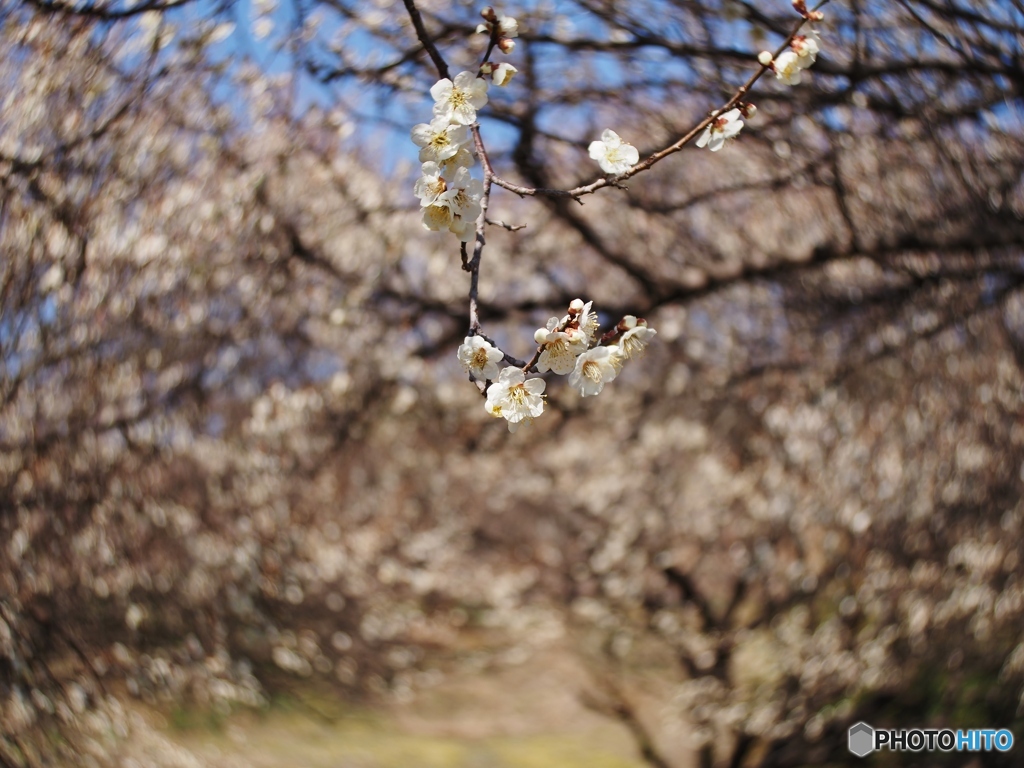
[401,0,451,80]
[485,217,527,231]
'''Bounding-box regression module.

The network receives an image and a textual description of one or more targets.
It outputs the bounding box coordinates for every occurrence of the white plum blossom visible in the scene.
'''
[442,167,483,220]
[569,346,622,397]
[485,367,546,432]
[413,162,447,207]
[774,51,804,85]
[499,15,518,37]
[476,13,518,39]
[458,336,503,380]
[411,117,470,163]
[696,108,744,152]
[491,62,518,87]
[571,299,600,345]
[535,326,586,375]
[431,71,489,125]
[422,201,455,233]
[617,316,657,359]
[449,214,477,243]
[588,129,639,175]
[439,147,476,175]
[792,28,821,65]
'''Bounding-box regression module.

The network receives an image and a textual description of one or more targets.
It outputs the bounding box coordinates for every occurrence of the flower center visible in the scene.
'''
[583,360,602,382]
[429,133,451,151]
[508,384,527,405]
[471,348,490,368]
[449,88,469,109]
[622,335,645,358]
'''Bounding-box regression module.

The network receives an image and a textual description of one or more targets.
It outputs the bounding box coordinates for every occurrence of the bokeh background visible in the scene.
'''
[3,0,1024,765]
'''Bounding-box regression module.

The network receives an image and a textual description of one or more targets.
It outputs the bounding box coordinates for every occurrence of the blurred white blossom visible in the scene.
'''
[696,108,743,152]
[588,129,639,175]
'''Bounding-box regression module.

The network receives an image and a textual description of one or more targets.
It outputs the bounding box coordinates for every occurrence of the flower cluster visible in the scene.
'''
[411,72,490,241]
[762,27,822,86]
[411,8,522,241]
[457,300,656,432]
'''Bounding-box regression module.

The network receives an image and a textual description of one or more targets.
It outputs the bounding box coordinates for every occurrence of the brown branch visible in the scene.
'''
[400,0,450,80]
[485,217,527,232]
[22,0,197,19]
[486,0,834,201]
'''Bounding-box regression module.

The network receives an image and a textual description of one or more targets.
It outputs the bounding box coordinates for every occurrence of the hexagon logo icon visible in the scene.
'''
[848,722,874,757]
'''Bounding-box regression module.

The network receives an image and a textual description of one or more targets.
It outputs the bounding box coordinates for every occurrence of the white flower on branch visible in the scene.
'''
[774,51,804,85]
[568,299,600,346]
[485,367,546,432]
[431,71,489,126]
[411,116,470,164]
[449,214,477,243]
[476,13,518,39]
[617,316,657,359]
[696,108,744,152]
[439,147,476,175]
[491,62,518,87]
[569,346,622,397]
[458,336,503,380]
[792,28,821,66]
[441,167,483,220]
[588,129,639,175]
[413,162,447,207]
[422,202,455,233]
[535,325,586,375]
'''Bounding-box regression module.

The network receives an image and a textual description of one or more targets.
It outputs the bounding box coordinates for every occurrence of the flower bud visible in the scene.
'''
[480,62,494,74]
[534,328,550,344]
[757,50,774,66]
[740,102,757,118]
[497,36,516,54]
[481,6,498,23]
[569,298,585,313]
[620,315,637,330]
